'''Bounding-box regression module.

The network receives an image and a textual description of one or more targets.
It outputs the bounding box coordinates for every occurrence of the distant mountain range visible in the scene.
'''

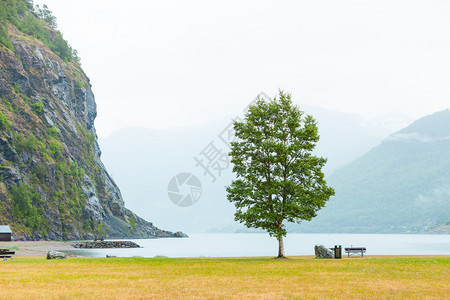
[99,105,411,233]
[292,109,450,233]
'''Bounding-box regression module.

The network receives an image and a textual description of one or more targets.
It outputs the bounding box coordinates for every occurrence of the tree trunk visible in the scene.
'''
[277,235,286,258]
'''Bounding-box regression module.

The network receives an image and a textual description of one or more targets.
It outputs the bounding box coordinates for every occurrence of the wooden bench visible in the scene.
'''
[0,249,15,261]
[344,247,366,257]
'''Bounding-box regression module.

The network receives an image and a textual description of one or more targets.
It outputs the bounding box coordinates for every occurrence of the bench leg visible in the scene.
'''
[2,257,13,261]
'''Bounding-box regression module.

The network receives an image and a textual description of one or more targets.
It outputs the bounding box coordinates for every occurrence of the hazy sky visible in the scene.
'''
[34,0,450,137]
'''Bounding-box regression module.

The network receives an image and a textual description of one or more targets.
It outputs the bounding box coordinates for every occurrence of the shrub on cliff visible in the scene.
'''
[9,182,48,232]
[0,112,10,130]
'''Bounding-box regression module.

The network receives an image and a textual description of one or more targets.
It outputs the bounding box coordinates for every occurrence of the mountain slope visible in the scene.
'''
[294,109,450,233]
[0,1,180,240]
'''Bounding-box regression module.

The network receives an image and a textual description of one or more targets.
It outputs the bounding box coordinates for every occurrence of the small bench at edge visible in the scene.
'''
[344,247,366,257]
[0,249,15,261]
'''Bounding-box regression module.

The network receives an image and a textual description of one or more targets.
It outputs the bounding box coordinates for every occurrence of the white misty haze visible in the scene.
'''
[34,0,450,136]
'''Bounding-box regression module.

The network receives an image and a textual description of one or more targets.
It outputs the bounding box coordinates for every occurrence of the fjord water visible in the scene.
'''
[65,233,450,258]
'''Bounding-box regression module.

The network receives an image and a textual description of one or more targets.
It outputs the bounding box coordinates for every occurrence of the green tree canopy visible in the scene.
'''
[227,90,335,258]
[35,4,57,29]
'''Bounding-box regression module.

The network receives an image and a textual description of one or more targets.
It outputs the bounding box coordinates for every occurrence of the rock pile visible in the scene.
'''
[314,245,334,258]
[72,241,140,249]
[47,251,68,259]
[173,231,188,238]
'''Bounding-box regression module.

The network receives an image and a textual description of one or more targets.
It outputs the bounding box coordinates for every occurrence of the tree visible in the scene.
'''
[35,4,57,29]
[226,90,335,258]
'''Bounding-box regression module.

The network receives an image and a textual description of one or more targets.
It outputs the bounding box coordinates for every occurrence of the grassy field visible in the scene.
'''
[0,256,448,299]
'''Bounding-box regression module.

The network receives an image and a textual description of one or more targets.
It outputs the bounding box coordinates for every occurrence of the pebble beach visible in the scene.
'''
[0,241,76,256]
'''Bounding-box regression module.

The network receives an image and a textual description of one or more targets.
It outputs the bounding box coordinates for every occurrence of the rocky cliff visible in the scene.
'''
[0,1,183,240]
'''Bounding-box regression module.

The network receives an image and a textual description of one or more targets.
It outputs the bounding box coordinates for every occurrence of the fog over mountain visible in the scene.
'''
[99,105,410,233]
[292,109,450,233]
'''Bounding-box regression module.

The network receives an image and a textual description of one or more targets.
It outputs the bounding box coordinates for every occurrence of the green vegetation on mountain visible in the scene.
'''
[0,0,78,62]
[293,110,450,233]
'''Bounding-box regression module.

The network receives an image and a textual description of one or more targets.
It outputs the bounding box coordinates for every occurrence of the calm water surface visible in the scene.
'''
[64,233,450,258]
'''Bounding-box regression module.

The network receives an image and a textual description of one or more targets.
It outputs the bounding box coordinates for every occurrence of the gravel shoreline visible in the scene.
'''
[0,241,77,257]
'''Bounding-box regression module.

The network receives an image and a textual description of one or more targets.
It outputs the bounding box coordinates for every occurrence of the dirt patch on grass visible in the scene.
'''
[0,241,76,256]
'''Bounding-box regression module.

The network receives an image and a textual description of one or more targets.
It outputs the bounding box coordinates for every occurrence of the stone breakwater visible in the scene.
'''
[72,241,141,249]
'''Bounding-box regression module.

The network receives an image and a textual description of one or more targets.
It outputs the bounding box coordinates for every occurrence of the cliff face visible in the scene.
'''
[0,4,180,240]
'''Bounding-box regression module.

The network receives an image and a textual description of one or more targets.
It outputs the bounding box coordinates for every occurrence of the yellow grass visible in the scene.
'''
[0,256,448,299]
